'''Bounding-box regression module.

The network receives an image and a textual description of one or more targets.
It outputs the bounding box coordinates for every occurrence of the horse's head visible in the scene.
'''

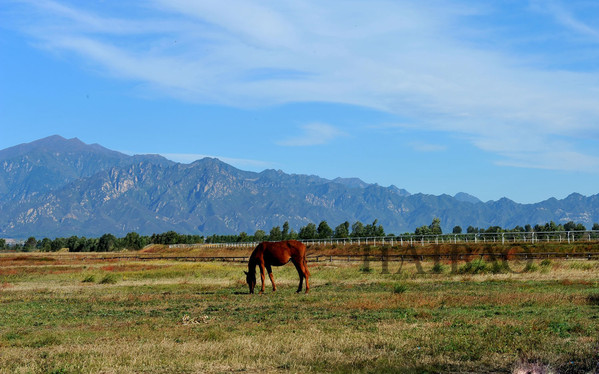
[244,270,256,294]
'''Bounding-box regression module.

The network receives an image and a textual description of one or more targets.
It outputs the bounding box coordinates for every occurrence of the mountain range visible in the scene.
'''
[0,135,597,239]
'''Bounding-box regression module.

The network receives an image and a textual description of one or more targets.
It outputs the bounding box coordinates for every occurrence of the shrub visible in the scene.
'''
[81,275,95,283]
[588,294,599,306]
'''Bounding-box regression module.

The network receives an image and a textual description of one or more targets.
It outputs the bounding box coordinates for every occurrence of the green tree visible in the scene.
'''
[452,226,462,234]
[414,225,430,236]
[0,238,5,250]
[51,237,66,252]
[317,221,333,239]
[23,236,37,251]
[364,219,384,237]
[593,223,599,231]
[287,229,298,240]
[282,222,290,240]
[334,221,350,238]
[123,232,143,250]
[238,232,249,242]
[467,226,479,234]
[429,218,442,235]
[350,221,365,237]
[269,226,282,241]
[299,223,317,239]
[253,230,266,242]
[98,234,117,252]
[66,236,80,252]
[39,238,52,251]
[564,221,579,231]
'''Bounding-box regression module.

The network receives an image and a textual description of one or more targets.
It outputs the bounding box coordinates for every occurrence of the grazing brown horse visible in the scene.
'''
[244,240,310,294]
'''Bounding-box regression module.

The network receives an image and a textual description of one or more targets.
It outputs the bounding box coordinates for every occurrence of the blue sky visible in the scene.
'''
[1,0,599,203]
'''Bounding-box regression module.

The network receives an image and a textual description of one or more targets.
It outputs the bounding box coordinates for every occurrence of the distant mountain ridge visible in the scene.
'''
[0,136,598,238]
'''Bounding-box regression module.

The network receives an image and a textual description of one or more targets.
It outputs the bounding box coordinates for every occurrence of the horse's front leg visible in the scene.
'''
[259,263,266,294]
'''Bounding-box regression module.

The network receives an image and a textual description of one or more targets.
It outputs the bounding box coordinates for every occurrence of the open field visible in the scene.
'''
[1,251,599,373]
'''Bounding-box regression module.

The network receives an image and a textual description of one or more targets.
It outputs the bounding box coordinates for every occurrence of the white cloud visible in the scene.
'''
[277,123,347,147]
[9,0,599,171]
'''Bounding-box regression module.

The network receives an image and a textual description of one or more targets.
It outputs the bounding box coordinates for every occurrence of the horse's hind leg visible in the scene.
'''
[266,264,276,292]
[302,257,310,293]
[292,258,308,293]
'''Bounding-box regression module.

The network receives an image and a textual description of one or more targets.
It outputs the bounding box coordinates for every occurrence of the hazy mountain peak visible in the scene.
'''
[332,177,370,189]
[454,192,481,204]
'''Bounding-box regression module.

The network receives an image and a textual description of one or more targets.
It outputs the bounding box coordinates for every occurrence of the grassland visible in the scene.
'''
[1,251,598,373]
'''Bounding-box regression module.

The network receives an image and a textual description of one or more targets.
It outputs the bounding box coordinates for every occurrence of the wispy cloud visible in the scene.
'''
[533,0,599,40]
[7,0,599,172]
[277,123,347,147]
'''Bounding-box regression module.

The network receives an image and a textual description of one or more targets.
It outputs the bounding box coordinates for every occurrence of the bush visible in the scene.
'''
[99,274,118,284]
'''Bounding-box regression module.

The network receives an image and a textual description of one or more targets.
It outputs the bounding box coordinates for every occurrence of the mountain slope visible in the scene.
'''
[0,136,598,238]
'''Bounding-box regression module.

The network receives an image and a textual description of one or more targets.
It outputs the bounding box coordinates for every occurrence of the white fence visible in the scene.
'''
[205,230,599,248]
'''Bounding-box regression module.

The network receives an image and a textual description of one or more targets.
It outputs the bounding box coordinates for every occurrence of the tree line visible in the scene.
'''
[0,231,203,252]
[1,218,597,252]
[205,220,385,243]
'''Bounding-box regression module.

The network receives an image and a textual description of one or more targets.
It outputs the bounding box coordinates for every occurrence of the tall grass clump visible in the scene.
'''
[490,260,510,274]
[393,283,407,294]
[99,274,118,284]
[540,259,552,267]
[523,262,538,272]
[81,275,96,283]
[431,262,446,274]
[458,259,488,274]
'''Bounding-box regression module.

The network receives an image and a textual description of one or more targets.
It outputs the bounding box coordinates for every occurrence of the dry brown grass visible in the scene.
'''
[1,255,598,373]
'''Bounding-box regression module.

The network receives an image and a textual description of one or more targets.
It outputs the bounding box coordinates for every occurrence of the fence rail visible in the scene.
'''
[3,252,598,263]
[206,230,599,248]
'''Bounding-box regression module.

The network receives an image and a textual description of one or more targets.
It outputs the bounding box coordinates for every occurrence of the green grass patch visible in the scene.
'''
[0,258,598,373]
[393,283,407,294]
[98,273,118,284]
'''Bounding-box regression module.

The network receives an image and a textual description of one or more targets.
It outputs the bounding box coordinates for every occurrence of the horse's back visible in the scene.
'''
[260,240,306,265]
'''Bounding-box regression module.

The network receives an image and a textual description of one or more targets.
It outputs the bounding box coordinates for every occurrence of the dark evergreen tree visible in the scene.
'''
[317,221,333,239]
